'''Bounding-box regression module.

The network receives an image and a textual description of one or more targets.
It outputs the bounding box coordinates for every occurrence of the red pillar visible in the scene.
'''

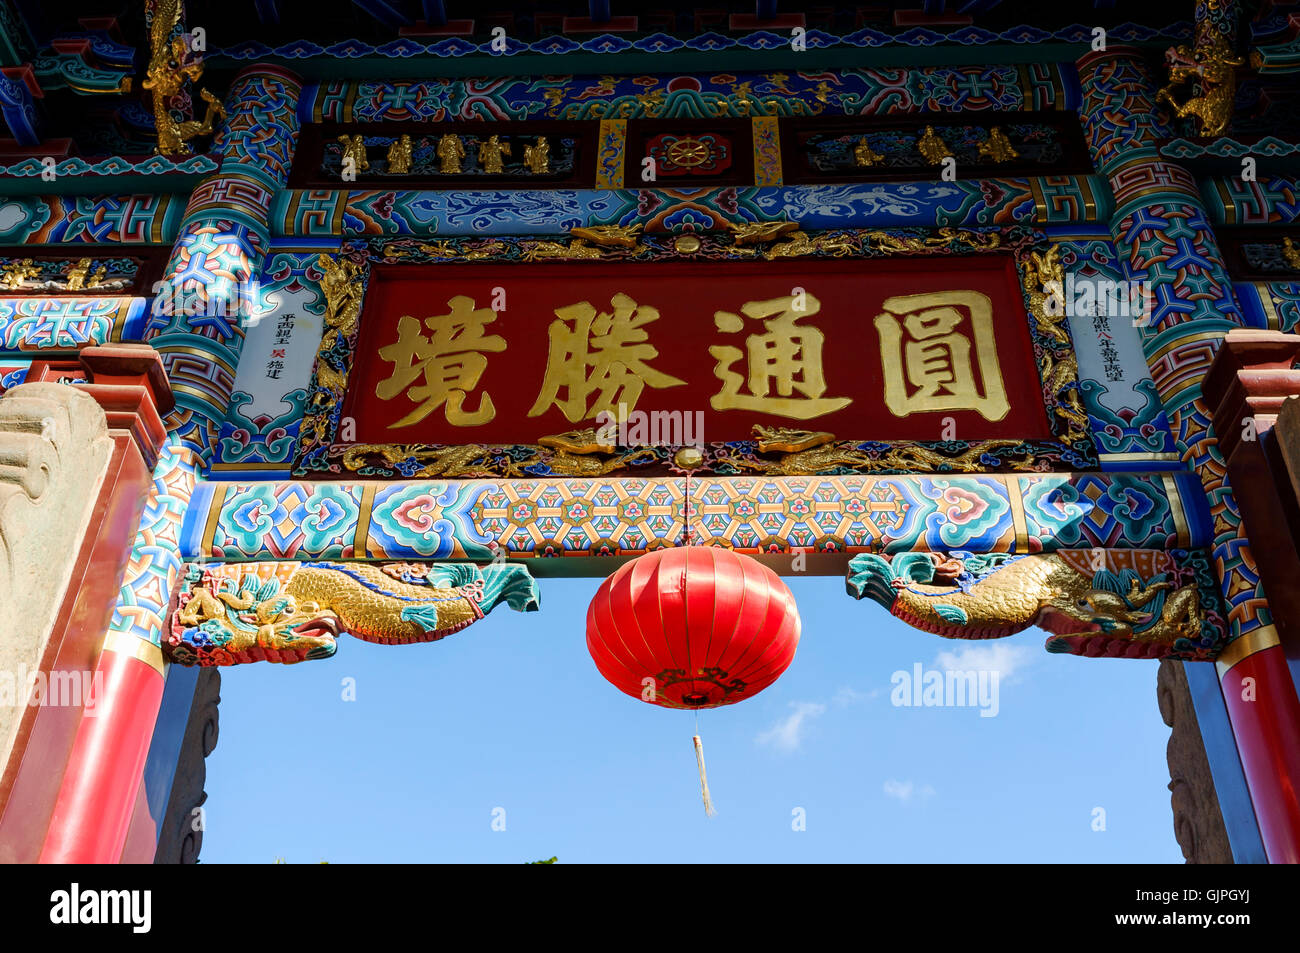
[39,638,166,863]
[1203,330,1300,861]
[1217,632,1300,863]
[0,344,172,864]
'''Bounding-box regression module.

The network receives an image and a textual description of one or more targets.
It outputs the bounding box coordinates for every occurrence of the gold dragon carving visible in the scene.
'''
[305,253,365,440]
[1156,28,1243,138]
[711,426,1034,475]
[141,0,226,156]
[340,429,657,479]
[848,551,1210,659]
[520,224,644,260]
[169,562,541,666]
[1022,245,1089,443]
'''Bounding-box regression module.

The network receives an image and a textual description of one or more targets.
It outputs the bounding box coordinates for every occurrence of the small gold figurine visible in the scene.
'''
[977,126,1019,163]
[386,134,413,174]
[0,259,40,290]
[1284,237,1300,271]
[917,126,953,165]
[338,134,369,174]
[477,134,512,174]
[64,257,106,290]
[437,133,465,174]
[65,258,92,290]
[524,136,550,174]
[853,137,884,167]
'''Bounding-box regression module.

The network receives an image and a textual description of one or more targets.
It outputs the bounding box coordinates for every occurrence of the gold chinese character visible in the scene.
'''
[872,291,1009,421]
[375,295,506,428]
[529,293,685,422]
[709,294,851,419]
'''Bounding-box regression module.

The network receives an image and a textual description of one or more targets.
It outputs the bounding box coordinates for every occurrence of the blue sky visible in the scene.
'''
[201,573,1182,863]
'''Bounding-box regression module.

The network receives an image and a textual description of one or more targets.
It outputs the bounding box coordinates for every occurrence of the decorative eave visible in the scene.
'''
[206,21,1193,78]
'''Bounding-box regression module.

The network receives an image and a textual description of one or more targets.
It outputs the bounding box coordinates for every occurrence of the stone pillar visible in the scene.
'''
[31,346,176,864]
[0,385,115,855]
[1158,658,1235,863]
[153,668,220,864]
[0,345,173,863]
[1076,47,1298,861]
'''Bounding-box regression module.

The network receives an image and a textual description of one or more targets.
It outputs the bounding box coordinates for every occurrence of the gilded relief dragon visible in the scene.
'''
[714,426,875,474]
[168,561,540,666]
[141,0,226,156]
[306,252,366,426]
[712,426,1036,475]
[342,443,500,478]
[507,429,658,476]
[846,550,1217,659]
[339,430,657,478]
[1022,244,1089,441]
[1156,31,1243,138]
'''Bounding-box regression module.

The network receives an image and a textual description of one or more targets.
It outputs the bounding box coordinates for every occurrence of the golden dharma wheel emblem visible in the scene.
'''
[664,136,713,168]
[674,447,705,469]
[674,234,702,253]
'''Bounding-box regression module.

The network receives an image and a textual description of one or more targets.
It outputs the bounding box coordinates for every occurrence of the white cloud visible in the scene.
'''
[933,641,1035,684]
[832,686,876,707]
[756,701,826,752]
[883,779,936,802]
[0,203,28,234]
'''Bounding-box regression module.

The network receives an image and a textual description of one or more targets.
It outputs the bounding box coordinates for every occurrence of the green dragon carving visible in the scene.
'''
[846,550,1220,659]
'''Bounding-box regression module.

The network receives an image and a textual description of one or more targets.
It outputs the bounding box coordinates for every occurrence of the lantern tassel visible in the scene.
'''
[693,734,716,817]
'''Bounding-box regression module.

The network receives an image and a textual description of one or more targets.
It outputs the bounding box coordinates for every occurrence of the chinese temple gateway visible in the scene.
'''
[1,0,1300,865]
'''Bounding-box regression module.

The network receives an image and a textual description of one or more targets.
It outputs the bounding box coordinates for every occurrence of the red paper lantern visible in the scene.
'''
[586,546,801,710]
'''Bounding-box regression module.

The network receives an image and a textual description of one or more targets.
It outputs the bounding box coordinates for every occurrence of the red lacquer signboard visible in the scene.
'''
[340,255,1051,445]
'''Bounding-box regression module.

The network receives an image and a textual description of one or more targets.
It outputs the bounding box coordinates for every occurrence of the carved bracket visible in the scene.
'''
[845,548,1227,660]
[166,560,540,666]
